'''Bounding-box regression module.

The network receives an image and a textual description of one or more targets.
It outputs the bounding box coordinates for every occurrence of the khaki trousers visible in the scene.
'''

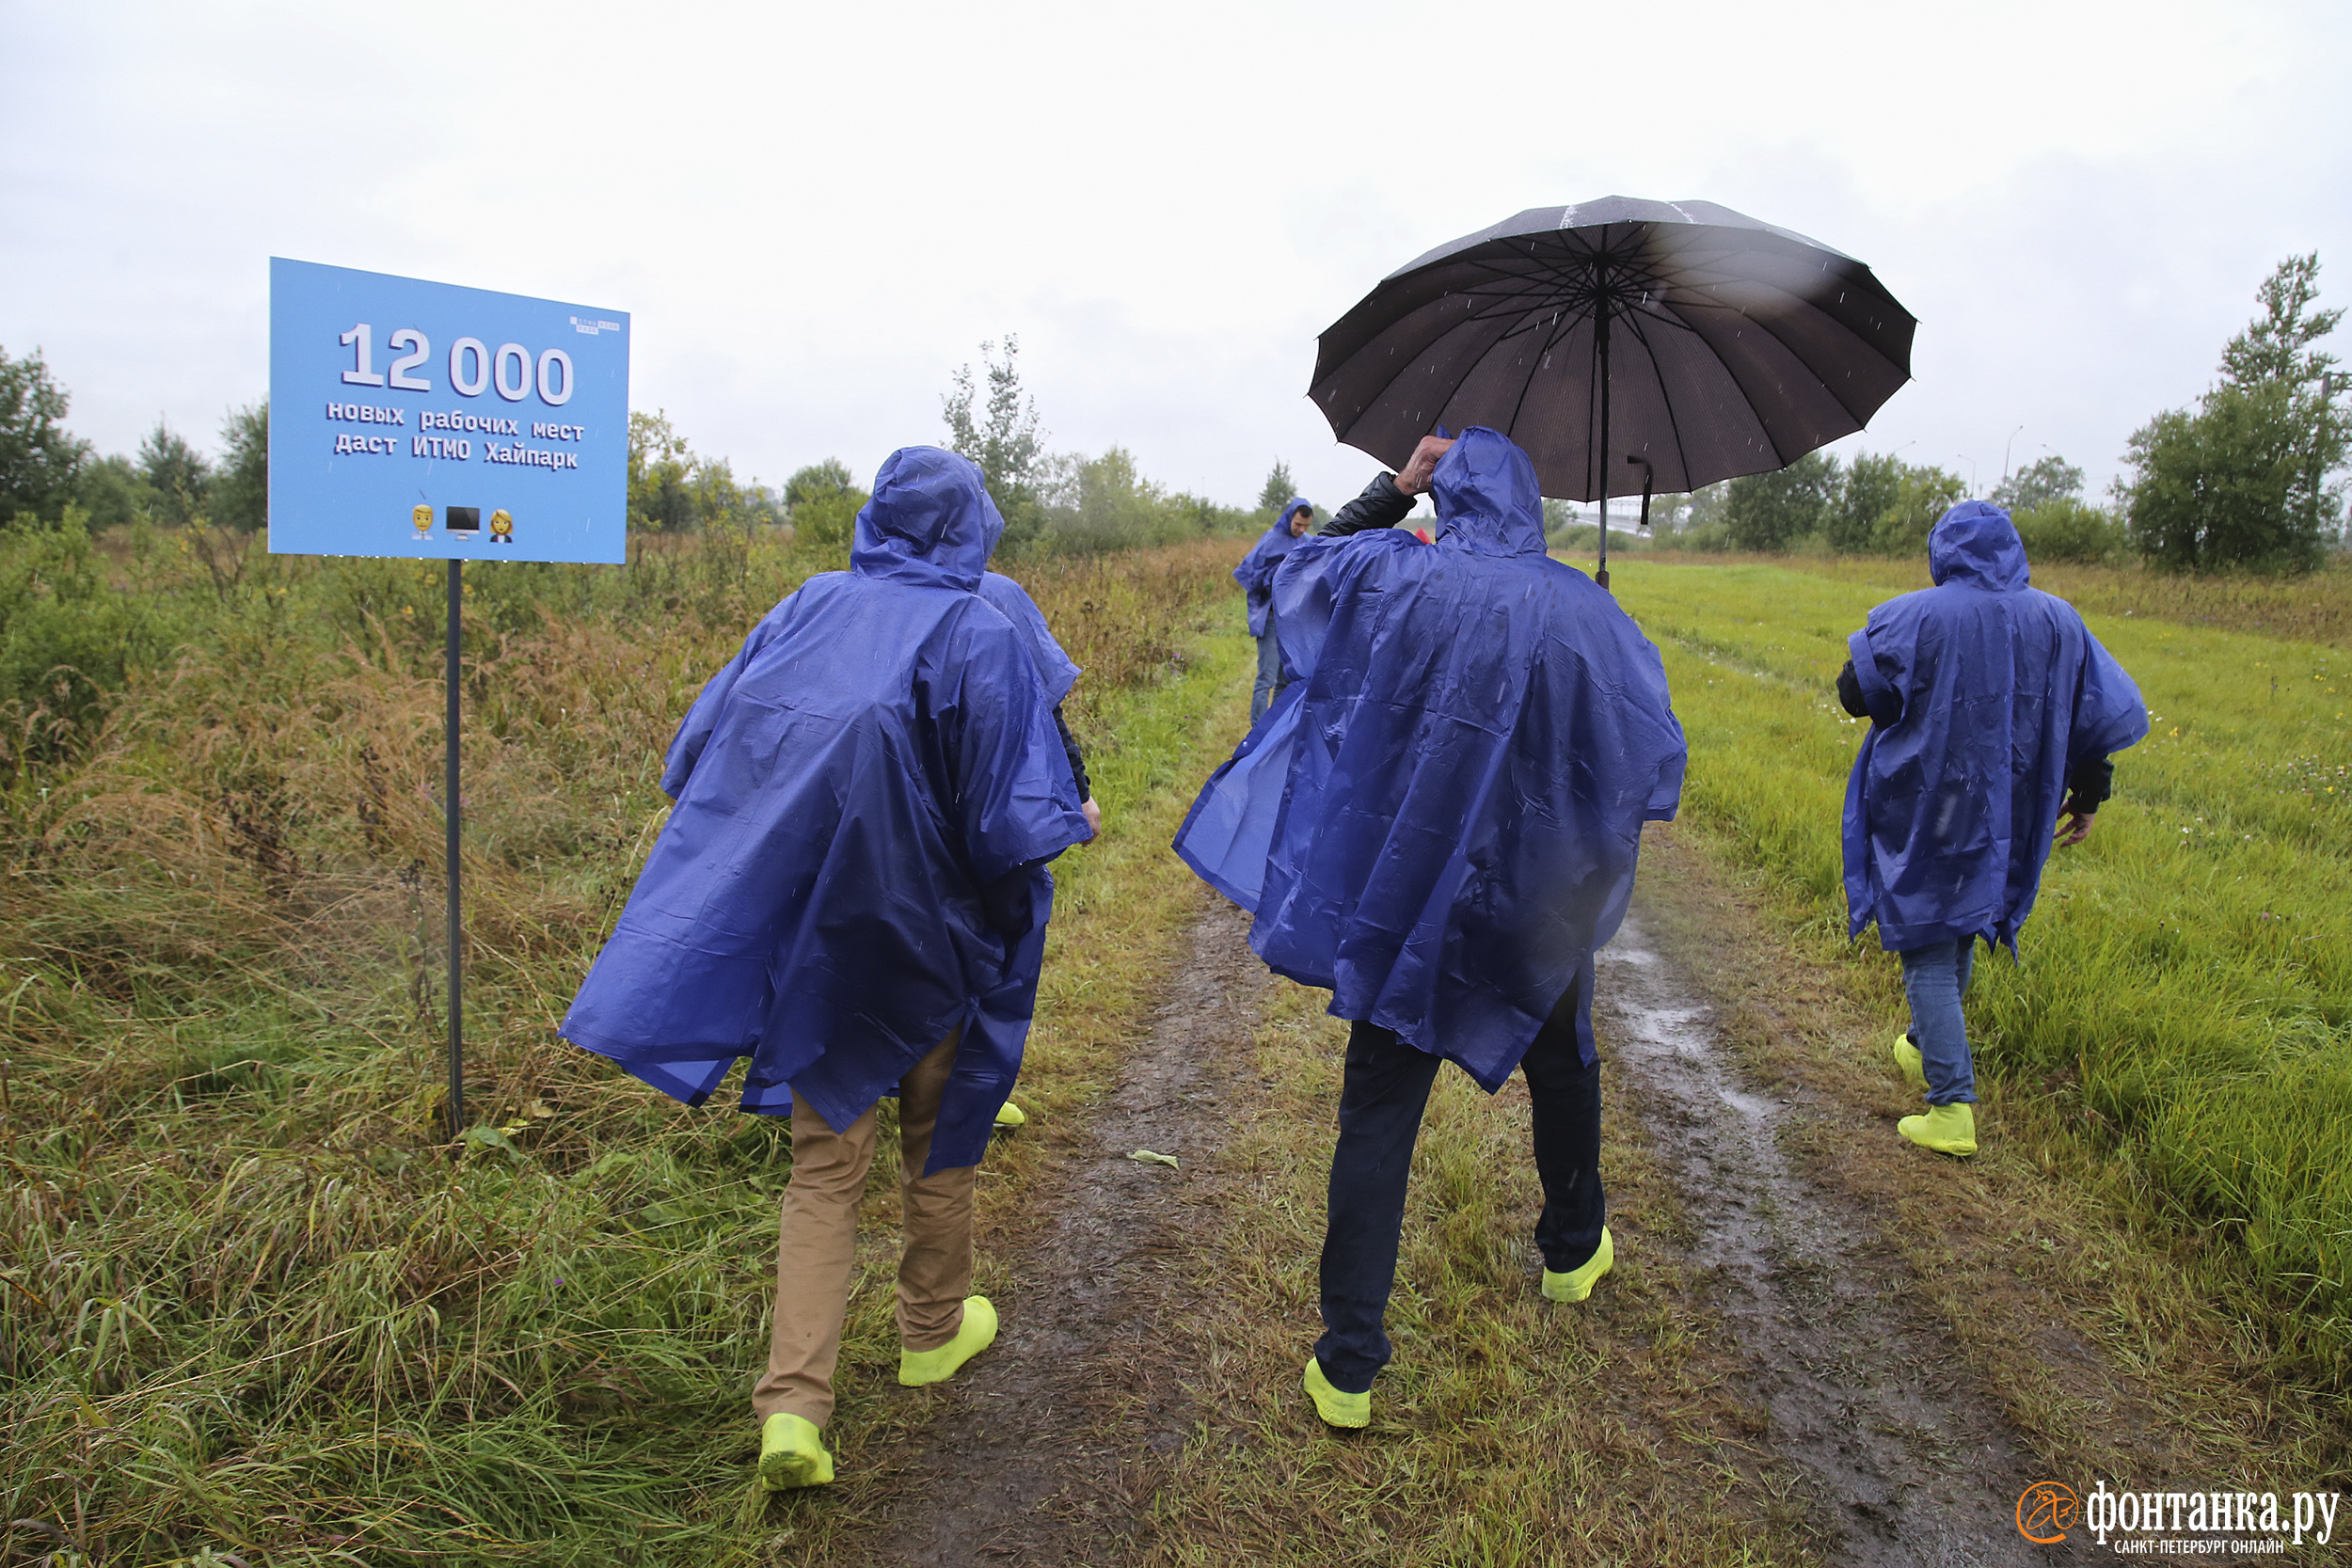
[750,1025,975,1428]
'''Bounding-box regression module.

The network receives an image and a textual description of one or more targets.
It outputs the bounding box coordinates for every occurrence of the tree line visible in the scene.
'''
[629,341,1270,565]
[0,357,268,533]
[1644,254,2346,573]
[8,254,2335,571]
[0,337,1272,562]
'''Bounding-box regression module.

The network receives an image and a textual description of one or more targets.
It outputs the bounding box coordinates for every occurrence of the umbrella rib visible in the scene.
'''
[1665,275,1904,431]
[1700,295,1868,455]
[1503,310,1583,461]
[1326,307,1470,431]
[1616,307,1701,491]
[1325,301,1517,453]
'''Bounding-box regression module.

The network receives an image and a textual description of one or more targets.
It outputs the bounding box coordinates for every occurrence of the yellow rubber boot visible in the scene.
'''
[1302,1357,1369,1429]
[993,1101,1026,1129]
[1898,1101,1978,1157]
[1542,1226,1614,1303]
[757,1412,834,1490]
[1891,1030,1927,1093]
[898,1296,999,1386]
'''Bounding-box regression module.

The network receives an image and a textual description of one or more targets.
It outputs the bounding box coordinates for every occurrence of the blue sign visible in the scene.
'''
[269,258,629,563]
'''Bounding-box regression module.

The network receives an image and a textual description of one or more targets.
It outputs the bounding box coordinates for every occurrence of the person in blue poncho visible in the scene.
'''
[560,447,1092,1491]
[1175,428,1687,1430]
[975,567,1103,1130]
[1836,499,2147,1158]
[1235,496,1314,720]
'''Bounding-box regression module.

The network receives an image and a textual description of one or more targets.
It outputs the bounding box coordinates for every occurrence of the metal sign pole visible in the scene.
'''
[445,558,464,1145]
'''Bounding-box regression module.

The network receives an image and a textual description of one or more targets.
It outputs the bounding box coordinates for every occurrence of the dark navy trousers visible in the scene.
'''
[1311,976,1605,1394]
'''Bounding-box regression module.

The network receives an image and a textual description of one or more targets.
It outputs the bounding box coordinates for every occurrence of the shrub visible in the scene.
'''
[2013,497,2125,565]
[0,510,167,767]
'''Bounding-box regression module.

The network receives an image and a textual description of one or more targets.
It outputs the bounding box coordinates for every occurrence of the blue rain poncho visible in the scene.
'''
[1234,498,1312,637]
[561,448,1091,1172]
[1176,429,1687,1087]
[1843,500,2148,954]
[964,567,1083,1109]
[977,570,1080,706]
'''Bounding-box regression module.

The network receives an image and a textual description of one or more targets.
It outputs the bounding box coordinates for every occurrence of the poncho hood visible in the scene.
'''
[1432,427,1546,557]
[1279,497,1313,531]
[1928,500,2029,591]
[850,446,1003,591]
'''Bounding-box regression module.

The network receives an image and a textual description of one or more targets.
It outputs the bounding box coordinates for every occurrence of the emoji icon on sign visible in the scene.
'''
[445,506,481,536]
[412,504,434,539]
[489,509,515,545]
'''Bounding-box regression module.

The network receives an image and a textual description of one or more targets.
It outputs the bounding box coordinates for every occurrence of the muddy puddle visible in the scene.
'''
[1598,910,2090,1567]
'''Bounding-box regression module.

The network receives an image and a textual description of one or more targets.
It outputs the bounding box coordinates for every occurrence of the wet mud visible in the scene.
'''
[1598,907,2092,1568]
[859,897,1265,1566]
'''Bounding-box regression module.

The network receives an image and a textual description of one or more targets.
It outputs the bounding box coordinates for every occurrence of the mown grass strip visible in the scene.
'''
[1625,548,2352,649]
[1130,911,1827,1568]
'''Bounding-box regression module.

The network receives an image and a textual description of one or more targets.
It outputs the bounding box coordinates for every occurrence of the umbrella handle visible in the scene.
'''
[1626,454,1655,533]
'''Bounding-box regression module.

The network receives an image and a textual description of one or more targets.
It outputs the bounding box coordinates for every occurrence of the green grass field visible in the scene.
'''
[1609,559,2352,1379]
[7,524,2348,1563]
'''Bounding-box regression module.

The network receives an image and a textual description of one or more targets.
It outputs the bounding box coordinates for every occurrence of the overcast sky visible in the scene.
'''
[4,0,2346,516]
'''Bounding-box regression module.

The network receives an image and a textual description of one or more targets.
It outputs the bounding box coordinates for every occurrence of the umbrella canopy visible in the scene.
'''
[1311,197,1916,504]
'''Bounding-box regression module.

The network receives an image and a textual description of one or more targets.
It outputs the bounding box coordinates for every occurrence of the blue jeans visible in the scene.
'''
[1312,978,1604,1394]
[1251,626,1286,721]
[1899,938,1979,1105]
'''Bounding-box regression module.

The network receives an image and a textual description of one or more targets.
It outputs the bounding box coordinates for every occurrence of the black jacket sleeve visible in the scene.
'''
[1836,659,1869,719]
[2065,756,2113,814]
[1052,703,1090,802]
[1320,471,1417,537]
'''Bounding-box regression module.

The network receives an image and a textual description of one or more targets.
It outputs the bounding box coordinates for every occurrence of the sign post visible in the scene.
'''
[269,258,629,1142]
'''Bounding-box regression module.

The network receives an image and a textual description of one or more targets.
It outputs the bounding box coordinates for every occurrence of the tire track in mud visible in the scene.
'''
[855,897,1266,1566]
[1598,902,2093,1567]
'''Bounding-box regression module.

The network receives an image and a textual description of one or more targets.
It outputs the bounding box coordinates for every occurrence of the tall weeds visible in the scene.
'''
[0,527,1247,1564]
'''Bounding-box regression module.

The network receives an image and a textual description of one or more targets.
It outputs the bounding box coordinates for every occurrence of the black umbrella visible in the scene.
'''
[1311,197,1915,585]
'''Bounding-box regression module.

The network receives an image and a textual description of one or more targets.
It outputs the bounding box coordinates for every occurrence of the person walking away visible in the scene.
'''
[560,448,1092,1489]
[1235,497,1314,720]
[975,566,1104,1131]
[1836,499,2147,1157]
[1177,428,1686,1429]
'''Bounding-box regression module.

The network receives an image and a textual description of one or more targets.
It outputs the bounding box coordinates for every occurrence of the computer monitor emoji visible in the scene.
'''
[445,506,481,535]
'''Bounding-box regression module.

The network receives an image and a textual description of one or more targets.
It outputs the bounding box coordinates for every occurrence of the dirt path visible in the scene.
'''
[837,882,2121,1565]
[857,897,1267,1565]
[1597,905,2090,1567]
